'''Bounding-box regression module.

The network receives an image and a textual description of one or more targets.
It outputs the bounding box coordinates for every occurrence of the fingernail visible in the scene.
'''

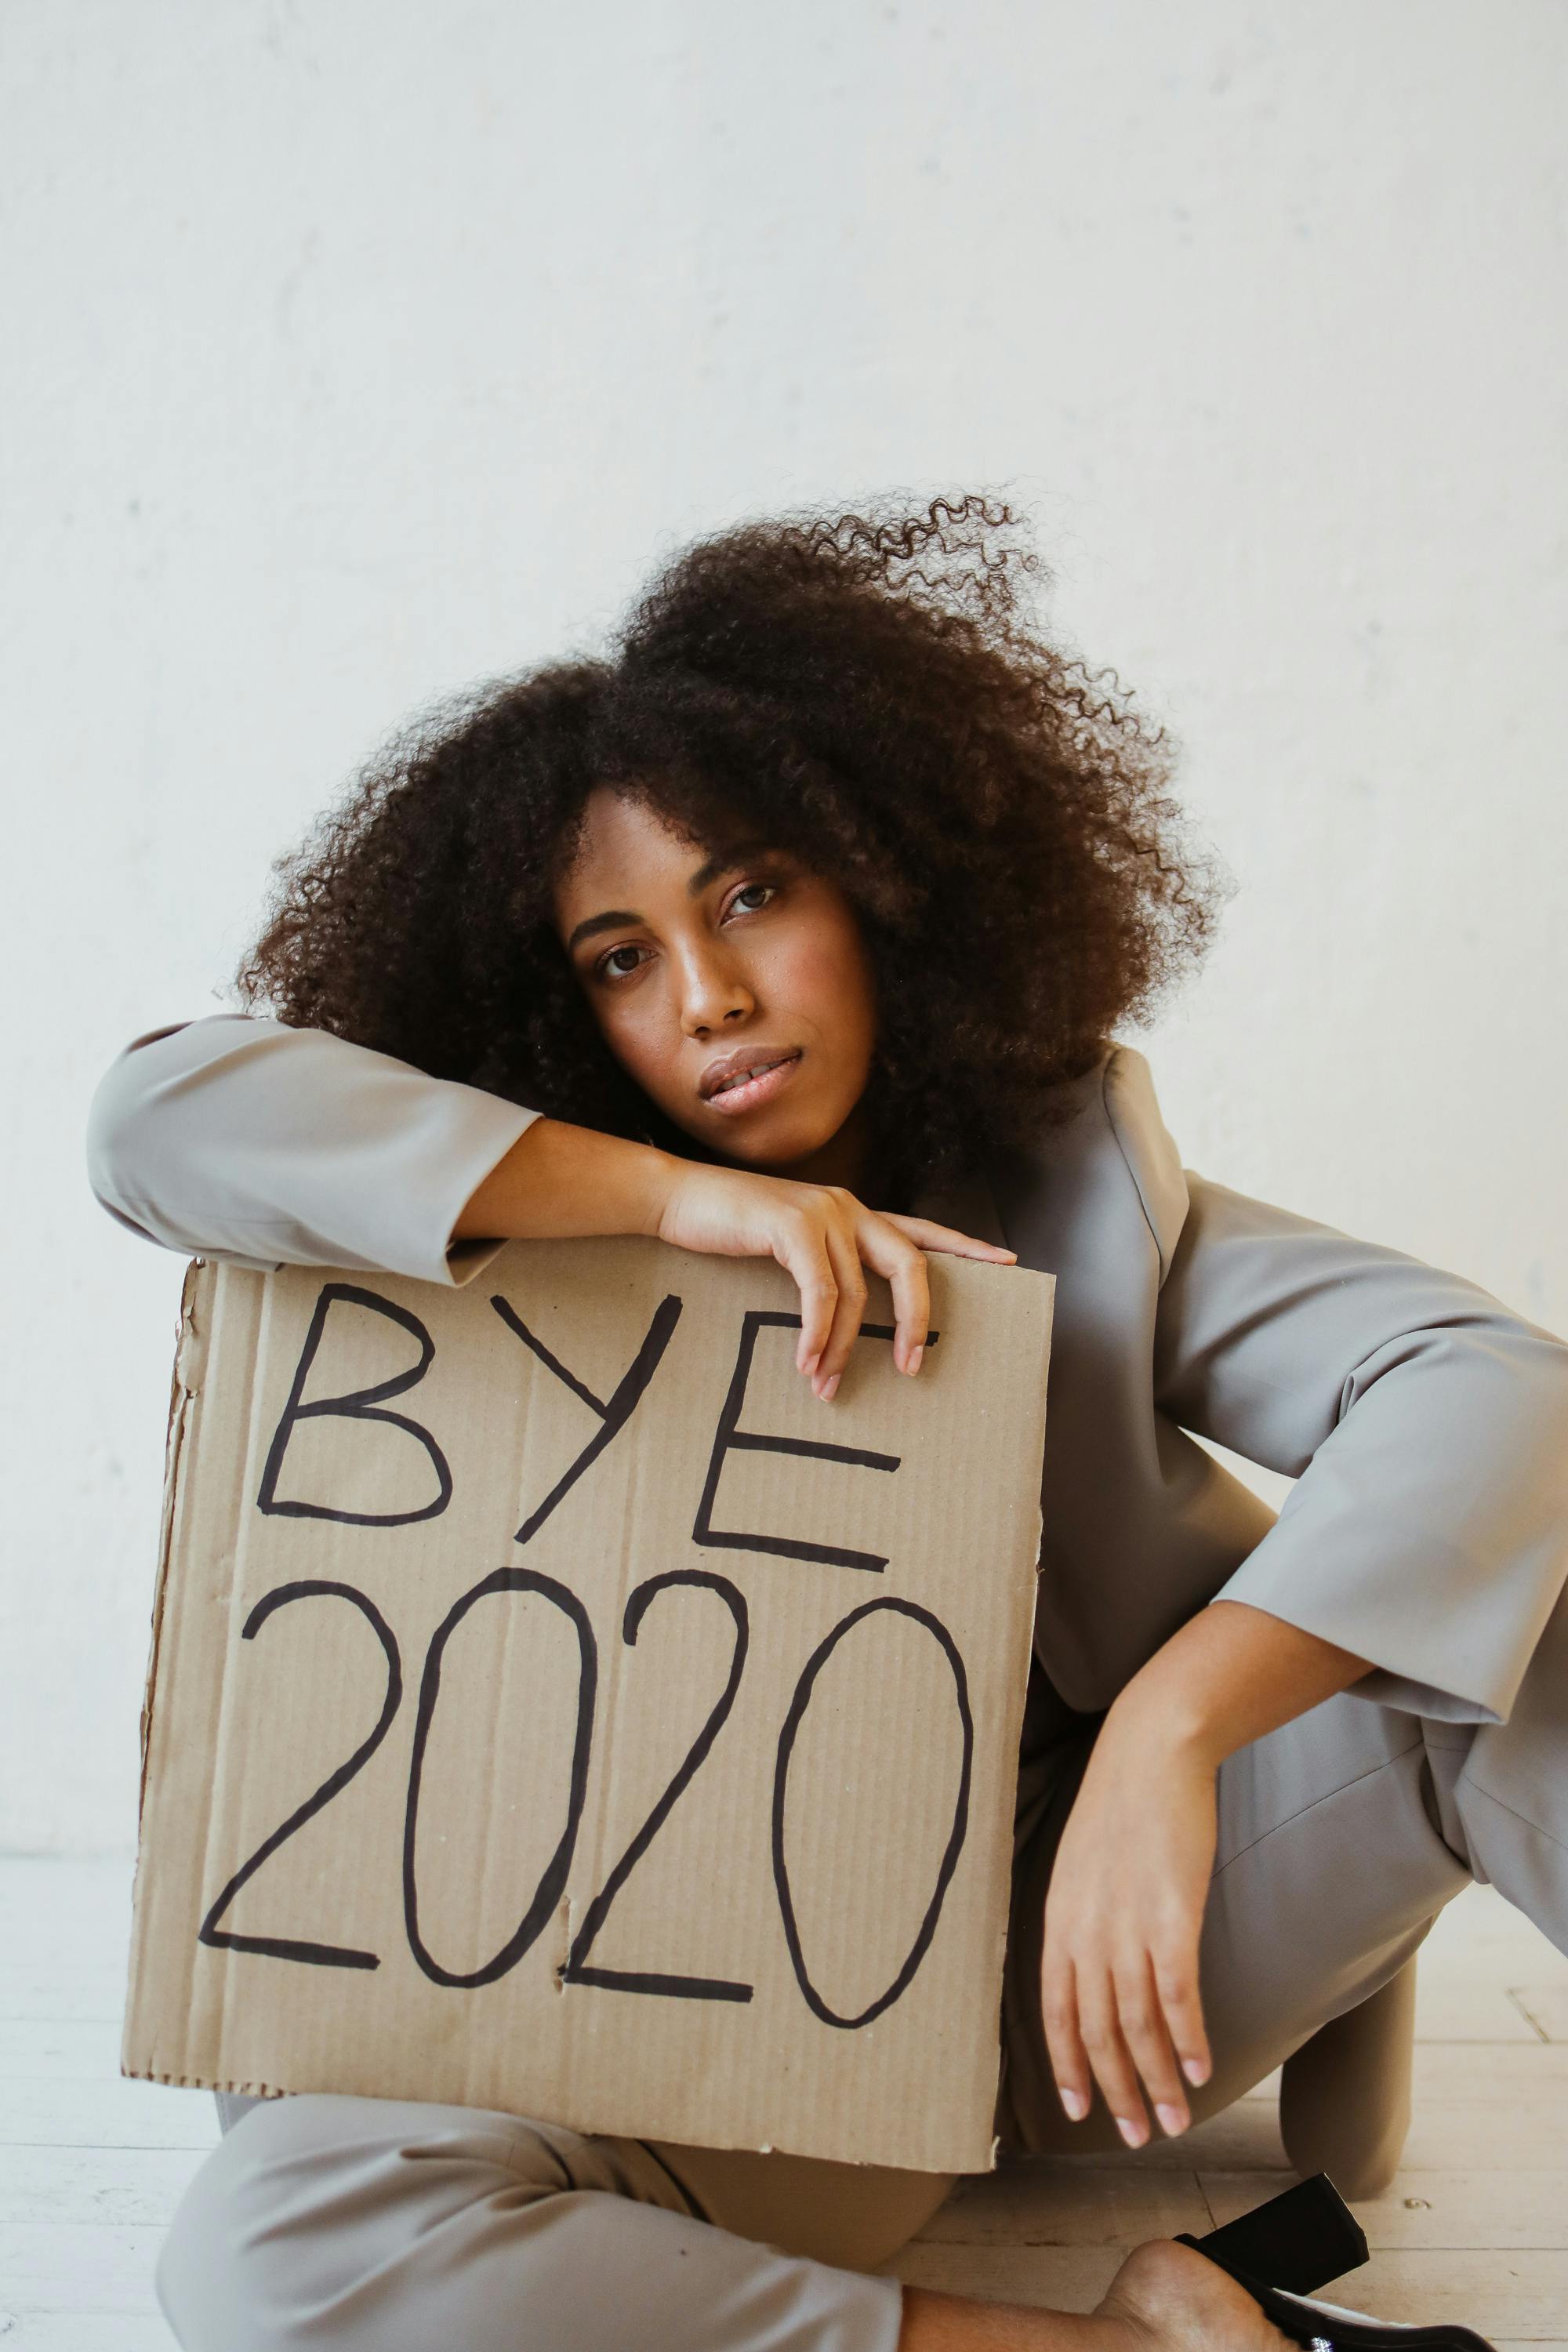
[802,1352,820,1378]
[818,1374,840,1403]
[907,1345,923,1376]
[1155,2103,1188,2138]
[1116,2115,1148,2149]
[1058,2087,1088,2122]
[1181,2056,1210,2088]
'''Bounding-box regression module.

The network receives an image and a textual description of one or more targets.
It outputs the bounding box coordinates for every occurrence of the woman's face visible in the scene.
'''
[553,788,878,1181]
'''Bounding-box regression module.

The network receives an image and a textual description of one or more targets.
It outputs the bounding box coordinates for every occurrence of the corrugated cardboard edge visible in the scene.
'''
[123,1258,216,2084]
[977,1269,1054,2172]
[136,1258,206,1831]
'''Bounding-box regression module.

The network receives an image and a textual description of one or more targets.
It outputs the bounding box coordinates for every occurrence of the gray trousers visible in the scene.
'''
[155,1592,1568,2352]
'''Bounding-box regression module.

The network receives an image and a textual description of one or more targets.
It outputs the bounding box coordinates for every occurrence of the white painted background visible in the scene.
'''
[5,2,1563,1855]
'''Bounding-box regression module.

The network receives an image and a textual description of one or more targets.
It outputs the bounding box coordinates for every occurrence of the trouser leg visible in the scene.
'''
[1265,1570,1568,2193]
[211,2087,956,2275]
[158,2092,907,2352]
[1277,1947,1419,2194]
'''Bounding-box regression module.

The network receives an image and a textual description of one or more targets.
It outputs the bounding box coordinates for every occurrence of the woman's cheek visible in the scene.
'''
[770,927,863,1022]
[597,999,679,1109]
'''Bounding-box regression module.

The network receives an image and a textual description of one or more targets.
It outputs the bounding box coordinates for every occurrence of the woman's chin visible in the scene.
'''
[661,1083,867,1182]
[723,1130,833,1173]
[698,1111,848,1176]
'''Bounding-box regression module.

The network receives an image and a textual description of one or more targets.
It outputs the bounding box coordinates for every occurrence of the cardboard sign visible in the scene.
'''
[123,1238,1053,2172]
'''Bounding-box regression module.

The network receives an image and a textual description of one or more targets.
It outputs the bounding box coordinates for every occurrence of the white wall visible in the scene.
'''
[5,0,1564,1854]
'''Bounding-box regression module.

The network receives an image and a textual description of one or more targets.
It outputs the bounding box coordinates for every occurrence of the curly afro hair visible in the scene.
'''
[238,492,1229,1206]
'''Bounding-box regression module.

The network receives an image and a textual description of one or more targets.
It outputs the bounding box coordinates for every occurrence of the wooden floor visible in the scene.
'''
[2,1858,1564,2347]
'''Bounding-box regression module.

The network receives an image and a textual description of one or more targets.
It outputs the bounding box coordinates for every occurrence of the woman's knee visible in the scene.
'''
[158,2096,313,2350]
[155,2091,593,2351]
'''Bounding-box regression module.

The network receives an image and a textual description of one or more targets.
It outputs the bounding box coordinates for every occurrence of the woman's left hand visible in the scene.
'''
[1040,1708,1218,2147]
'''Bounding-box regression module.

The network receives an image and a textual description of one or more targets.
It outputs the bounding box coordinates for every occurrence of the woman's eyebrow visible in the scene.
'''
[566,843,775,952]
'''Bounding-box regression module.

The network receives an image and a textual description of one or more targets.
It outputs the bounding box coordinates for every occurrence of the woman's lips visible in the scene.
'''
[703,1049,802,1115]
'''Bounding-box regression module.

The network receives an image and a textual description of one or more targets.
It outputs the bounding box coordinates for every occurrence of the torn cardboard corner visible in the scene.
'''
[124,1237,1054,2173]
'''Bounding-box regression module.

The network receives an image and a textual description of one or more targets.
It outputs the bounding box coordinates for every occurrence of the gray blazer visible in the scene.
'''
[86,1014,1568,1730]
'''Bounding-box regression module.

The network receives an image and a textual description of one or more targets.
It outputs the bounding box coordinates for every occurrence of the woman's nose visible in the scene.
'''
[677,946,754,1036]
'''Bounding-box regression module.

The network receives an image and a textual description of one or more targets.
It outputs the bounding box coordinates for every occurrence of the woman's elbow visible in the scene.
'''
[84,1022,192,1226]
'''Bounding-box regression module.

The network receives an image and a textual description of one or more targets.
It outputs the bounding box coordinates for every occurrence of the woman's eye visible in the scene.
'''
[594,884,780,988]
[728,881,776,916]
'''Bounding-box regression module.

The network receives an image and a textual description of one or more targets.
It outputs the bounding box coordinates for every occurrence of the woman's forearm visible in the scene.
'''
[450,1116,677,1244]
[1103,1598,1371,1769]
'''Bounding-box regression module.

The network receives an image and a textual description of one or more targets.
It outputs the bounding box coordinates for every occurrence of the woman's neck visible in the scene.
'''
[683,1101,904,1207]
[775,1136,866,1192]
[768,1099,888,1201]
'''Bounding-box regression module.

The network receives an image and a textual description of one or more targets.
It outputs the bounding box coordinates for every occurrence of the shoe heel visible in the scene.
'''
[1174,2171,1369,2295]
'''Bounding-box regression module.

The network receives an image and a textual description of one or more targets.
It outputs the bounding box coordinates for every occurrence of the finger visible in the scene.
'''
[811,1221,869,1396]
[1112,1951,1191,2137]
[883,1213,1016,1264]
[776,1224,838,1378]
[1040,1948,1093,2125]
[855,1218,930,1374]
[1152,1938,1213,2096]
[1076,1966,1151,2150]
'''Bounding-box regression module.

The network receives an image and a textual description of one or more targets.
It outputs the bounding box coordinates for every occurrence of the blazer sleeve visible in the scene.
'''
[85,1014,542,1287]
[1143,1146,1568,1726]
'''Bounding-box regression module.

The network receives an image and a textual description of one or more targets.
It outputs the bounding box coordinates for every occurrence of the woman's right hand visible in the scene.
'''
[648,1158,1016,1399]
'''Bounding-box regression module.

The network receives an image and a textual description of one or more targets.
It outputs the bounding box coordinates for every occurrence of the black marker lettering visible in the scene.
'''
[693,1313,937,1572]
[562,1570,753,2002]
[491,1292,683,1544]
[773,1596,972,2028]
[257,1284,452,1527]
[198,1581,402,1970]
[403,1566,597,1988]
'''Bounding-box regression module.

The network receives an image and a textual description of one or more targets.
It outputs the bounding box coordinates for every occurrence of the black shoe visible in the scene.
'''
[1176,2174,1497,2352]
[1181,2253,1497,2352]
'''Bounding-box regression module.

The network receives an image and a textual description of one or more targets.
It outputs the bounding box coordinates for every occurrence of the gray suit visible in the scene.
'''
[87,1015,1568,2352]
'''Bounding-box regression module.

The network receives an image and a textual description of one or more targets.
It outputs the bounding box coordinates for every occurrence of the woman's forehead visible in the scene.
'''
[563,786,768,885]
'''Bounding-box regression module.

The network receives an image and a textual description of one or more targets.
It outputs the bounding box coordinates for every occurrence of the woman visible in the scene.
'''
[89,497,1568,2352]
